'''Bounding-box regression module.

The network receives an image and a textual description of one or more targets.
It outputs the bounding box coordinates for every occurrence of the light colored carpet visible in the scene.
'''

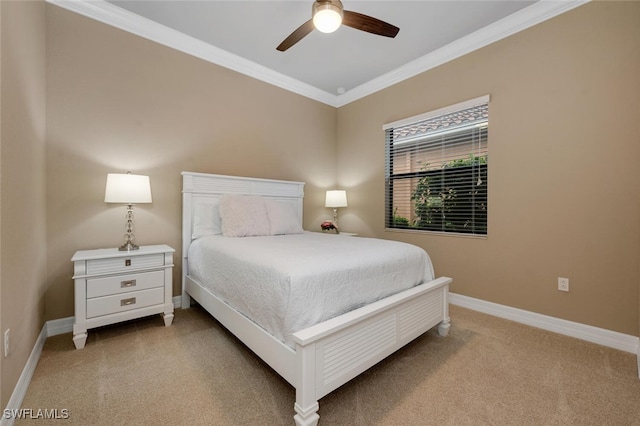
[17,304,640,425]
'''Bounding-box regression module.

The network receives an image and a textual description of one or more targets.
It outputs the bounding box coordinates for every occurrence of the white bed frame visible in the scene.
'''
[181,171,452,425]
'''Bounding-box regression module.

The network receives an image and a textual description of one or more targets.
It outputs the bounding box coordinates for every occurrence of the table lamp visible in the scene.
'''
[104,172,152,251]
[325,190,347,228]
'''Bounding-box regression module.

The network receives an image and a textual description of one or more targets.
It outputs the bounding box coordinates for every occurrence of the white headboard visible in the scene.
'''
[181,171,305,266]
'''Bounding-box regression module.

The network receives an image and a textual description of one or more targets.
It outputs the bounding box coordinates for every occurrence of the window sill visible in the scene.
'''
[384,227,487,240]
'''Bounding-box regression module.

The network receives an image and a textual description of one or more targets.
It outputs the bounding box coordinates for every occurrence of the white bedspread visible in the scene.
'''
[187,232,434,347]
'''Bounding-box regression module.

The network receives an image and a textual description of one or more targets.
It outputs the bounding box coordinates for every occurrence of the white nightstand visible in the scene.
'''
[71,244,175,349]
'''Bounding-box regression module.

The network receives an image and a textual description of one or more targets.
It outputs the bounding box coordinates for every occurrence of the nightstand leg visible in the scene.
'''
[163,312,174,326]
[73,322,88,349]
[73,332,87,350]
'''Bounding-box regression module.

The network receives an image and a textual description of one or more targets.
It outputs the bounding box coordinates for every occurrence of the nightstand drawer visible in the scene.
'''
[86,287,165,318]
[86,253,165,275]
[86,270,164,298]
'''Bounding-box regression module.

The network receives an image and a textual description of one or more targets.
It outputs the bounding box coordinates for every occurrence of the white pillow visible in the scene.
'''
[219,195,270,237]
[192,201,222,239]
[265,199,303,235]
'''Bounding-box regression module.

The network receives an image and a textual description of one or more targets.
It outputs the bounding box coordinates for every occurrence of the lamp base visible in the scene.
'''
[118,241,139,251]
[118,203,139,251]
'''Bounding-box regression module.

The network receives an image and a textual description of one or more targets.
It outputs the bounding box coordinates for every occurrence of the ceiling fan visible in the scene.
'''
[276,0,399,52]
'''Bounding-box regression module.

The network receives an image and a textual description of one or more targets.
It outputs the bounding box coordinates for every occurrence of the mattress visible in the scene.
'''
[187,232,435,347]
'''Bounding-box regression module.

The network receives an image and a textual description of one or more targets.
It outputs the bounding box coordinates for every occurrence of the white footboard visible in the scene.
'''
[184,274,451,426]
[292,276,451,426]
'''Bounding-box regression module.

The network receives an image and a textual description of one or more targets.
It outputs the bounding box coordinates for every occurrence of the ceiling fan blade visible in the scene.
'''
[277,19,315,51]
[342,10,399,38]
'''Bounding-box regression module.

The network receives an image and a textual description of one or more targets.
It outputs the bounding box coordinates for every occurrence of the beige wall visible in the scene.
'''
[0,0,47,408]
[44,6,337,321]
[337,1,640,336]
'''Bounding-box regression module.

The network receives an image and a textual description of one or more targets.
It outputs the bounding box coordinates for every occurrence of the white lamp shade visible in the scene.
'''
[325,190,347,208]
[104,173,152,204]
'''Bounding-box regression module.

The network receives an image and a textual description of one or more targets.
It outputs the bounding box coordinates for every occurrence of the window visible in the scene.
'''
[384,96,489,236]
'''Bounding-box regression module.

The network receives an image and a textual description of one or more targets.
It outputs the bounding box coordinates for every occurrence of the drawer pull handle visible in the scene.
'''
[120,297,136,306]
[125,259,131,267]
[121,279,137,288]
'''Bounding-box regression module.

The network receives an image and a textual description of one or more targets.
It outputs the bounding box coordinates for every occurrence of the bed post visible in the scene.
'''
[637,343,640,379]
[294,343,319,426]
[181,173,193,309]
[181,269,191,309]
[438,288,450,337]
[437,318,451,337]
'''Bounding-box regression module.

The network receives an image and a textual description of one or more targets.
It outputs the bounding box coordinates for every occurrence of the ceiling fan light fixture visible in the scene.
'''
[312,2,343,33]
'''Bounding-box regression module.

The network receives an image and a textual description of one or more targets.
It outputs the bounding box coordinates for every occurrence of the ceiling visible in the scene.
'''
[49,0,587,106]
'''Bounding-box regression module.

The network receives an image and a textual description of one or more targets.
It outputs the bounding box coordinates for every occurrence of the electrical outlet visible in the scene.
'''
[558,277,569,292]
[4,329,9,357]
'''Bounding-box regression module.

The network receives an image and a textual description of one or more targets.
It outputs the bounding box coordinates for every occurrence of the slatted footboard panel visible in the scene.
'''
[312,284,448,399]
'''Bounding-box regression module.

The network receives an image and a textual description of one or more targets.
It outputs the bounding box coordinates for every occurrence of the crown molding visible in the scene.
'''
[47,0,588,108]
[336,0,590,106]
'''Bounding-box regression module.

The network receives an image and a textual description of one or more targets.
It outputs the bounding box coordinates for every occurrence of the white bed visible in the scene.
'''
[181,172,452,426]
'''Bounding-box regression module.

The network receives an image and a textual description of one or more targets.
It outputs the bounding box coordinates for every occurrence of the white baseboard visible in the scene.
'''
[450,293,640,379]
[0,325,48,426]
[172,295,182,309]
[45,316,74,337]
[449,292,640,354]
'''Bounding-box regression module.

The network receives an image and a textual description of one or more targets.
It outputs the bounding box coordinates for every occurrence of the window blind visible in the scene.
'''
[384,96,489,235]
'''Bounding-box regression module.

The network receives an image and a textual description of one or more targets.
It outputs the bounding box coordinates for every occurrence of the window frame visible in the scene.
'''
[383,95,490,237]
